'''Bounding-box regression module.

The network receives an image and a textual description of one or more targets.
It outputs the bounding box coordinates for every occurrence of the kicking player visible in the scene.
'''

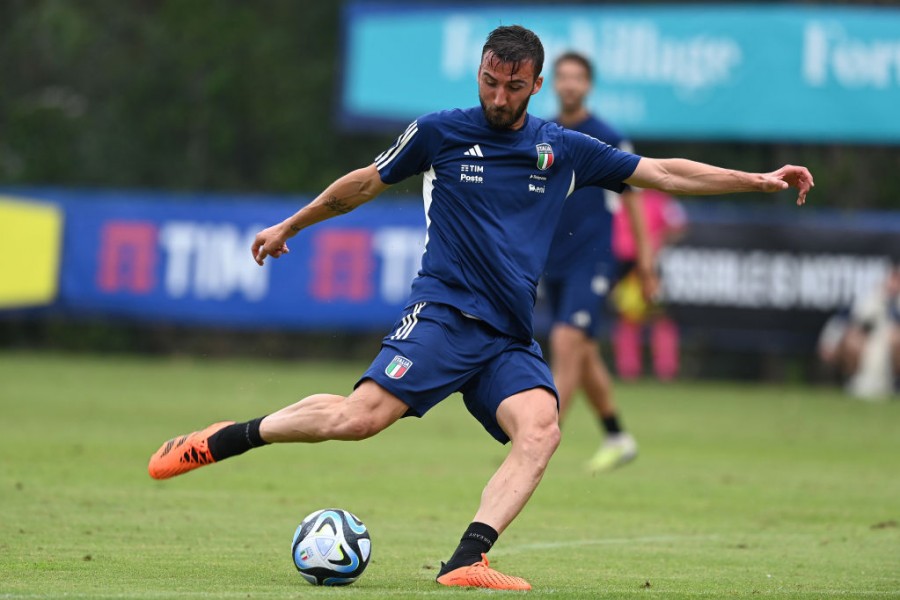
[543,51,652,473]
[148,25,813,591]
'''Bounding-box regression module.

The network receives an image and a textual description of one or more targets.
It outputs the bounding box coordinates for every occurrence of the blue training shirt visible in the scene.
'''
[375,106,640,342]
[544,114,631,279]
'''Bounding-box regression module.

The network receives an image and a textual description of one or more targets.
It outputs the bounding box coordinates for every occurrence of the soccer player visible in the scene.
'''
[148,25,813,591]
[543,51,652,473]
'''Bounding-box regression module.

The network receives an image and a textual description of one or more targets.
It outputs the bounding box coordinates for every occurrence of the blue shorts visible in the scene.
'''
[543,261,615,338]
[356,302,558,444]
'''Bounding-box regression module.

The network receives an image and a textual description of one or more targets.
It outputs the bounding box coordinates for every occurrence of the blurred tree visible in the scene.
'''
[0,0,898,207]
[0,0,387,192]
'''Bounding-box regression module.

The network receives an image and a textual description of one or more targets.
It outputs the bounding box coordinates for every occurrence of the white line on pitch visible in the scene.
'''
[493,533,722,555]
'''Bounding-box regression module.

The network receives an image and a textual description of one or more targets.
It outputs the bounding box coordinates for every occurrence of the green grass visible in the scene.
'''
[0,352,898,599]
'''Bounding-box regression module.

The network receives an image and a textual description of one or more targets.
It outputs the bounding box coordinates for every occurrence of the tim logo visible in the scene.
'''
[535,143,554,170]
[385,356,413,379]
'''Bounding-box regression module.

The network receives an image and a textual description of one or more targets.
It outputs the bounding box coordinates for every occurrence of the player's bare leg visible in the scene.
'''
[581,339,638,472]
[473,388,560,531]
[550,323,589,416]
[148,380,408,479]
[581,339,616,419]
[552,324,637,473]
[552,324,623,422]
[260,380,409,442]
[436,388,559,590]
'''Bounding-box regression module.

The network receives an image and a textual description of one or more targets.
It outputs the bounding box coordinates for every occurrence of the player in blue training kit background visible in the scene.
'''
[148,25,814,591]
[542,52,654,473]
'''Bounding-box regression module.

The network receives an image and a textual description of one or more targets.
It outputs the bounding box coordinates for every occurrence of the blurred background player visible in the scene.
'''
[818,265,900,399]
[611,188,687,381]
[542,52,654,473]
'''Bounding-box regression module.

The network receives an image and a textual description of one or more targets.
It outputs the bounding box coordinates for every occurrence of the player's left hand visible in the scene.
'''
[251,224,291,266]
[759,165,815,206]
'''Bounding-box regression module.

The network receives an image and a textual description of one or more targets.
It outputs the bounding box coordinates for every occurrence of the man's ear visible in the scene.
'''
[531,75,544,96]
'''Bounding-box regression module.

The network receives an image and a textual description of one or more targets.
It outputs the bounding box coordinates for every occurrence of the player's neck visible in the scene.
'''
[557,106,589,128]
[506,111,530,131]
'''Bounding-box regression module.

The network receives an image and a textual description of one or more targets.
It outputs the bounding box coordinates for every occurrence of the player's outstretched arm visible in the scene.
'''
[625,158,814,206]
[252,164,390,266]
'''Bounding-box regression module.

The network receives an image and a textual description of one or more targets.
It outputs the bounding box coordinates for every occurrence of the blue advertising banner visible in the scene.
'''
[341,3,900,142]
[3,189,426,330]
[5,187,900,354]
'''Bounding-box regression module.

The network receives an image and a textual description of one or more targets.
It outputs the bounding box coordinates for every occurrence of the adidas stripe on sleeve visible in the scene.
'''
[374,115,437,185]
[375,121,418,170]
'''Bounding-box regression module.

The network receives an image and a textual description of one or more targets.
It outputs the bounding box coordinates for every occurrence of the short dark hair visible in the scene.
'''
[554,51,593,82]
[481,25,544,79]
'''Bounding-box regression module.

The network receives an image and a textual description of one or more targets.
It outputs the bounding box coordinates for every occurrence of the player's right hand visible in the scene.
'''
[251,224,291,266]
[760,165,814,206]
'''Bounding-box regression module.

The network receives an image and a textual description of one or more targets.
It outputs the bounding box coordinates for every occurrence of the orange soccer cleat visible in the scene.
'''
[148,421,234,480]
[436,553,531,591]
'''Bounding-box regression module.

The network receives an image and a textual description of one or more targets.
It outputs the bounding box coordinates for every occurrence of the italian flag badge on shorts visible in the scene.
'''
[385,356,413,379]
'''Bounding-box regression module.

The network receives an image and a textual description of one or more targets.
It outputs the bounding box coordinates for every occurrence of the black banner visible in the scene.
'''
[659,214,900,352]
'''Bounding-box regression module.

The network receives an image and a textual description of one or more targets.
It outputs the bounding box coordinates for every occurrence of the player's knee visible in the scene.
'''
[545,421,562,454]
[517,419,561,466]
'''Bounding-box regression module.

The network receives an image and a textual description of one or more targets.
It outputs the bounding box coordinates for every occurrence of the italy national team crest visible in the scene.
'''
[385,355,413,379]
[535,143,554,170]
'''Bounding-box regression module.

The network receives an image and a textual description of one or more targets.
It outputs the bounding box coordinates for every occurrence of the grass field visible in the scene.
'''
[1,352,898,599]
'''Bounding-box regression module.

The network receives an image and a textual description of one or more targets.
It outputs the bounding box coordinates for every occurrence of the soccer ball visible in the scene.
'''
[291,508,371,586]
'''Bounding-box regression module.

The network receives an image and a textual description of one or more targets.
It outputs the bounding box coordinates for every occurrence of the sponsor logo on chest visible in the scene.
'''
[459,144,485,184]
[460,163,484,184]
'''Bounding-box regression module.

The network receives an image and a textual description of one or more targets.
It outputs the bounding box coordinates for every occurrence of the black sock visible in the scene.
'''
[207,417,269,461]
[438,522,498,575]
[601,414,623,435]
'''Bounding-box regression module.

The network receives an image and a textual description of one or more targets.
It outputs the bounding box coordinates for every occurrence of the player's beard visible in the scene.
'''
[480,95,530,130]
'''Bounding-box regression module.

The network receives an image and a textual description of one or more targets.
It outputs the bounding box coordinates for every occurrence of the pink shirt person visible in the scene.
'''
[611,189,686,381]
[612,189,687,262]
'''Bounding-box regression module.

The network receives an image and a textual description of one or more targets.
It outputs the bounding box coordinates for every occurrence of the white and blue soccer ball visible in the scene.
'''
[291,508,371,586]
